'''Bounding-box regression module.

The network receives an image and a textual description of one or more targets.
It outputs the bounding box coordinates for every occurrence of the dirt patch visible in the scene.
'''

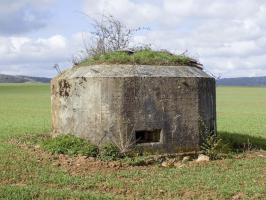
[52,154,126,175]
[242,150,266,159]
[180,189,220,200]
[9,137,266,177]
[231,192,247,200]
[10,139,151,176]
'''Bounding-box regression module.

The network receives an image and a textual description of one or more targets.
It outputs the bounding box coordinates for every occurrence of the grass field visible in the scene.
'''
[217,87,266,137]
[0,84,265,199]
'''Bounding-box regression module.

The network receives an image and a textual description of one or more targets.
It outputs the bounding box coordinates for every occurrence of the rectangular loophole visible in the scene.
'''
[135,129,161,144]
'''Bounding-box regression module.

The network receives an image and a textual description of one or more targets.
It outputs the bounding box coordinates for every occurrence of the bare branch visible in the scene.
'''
[71,14,148,66]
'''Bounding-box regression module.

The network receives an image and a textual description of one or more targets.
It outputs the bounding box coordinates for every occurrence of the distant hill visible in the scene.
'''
[0,74,51,83]
[1,73,266,86]
[217,76,266,86]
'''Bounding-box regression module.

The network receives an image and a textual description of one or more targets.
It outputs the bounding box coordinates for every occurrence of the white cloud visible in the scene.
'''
[83,0,160,27]
[0,35,68,64]
[0,0,55,34]
[83,0,266,77]
[1,0,266,78]
[0,34,77,77]
[0,31,99,77]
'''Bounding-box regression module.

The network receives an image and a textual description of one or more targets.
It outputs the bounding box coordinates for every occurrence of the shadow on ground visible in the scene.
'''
[219,131,266,151]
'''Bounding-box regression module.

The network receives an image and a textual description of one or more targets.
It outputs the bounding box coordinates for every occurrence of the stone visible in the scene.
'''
[52,162,61,167]
[231,193,246,200]
[161,161,172,168]
[196,154,210,162]
[51,64,216,154]
[58,154,65,159]
[87,157,96,162]
[161,159,175,167]
[174,162,185,168]
[182,156,191,163]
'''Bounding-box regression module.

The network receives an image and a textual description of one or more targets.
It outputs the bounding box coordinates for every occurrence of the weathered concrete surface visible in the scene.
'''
[51,65,216,153]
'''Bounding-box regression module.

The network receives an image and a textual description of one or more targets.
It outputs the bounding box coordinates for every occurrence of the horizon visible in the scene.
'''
[0,0,266,78]
[2,71,266,79]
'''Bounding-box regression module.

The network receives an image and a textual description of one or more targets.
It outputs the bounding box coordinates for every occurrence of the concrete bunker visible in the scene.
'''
[51,63,216,154]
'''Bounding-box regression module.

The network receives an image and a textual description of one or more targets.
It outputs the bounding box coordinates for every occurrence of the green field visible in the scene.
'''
[217,87,266,137]
[0,84,265,199]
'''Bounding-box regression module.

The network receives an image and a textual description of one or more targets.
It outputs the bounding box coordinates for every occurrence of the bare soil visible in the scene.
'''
[11,138,266,176]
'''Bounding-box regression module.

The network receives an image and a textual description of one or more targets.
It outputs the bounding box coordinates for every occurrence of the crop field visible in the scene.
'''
[217,87,266,137]
[0,84,265,199]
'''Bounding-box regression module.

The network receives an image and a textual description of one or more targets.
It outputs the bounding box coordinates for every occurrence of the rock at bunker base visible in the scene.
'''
[196,154,210,162]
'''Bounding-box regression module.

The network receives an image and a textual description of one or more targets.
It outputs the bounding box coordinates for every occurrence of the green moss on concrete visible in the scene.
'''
[78,49,200,67]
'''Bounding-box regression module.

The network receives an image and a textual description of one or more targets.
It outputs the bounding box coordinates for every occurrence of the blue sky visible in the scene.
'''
[0,0,266,78]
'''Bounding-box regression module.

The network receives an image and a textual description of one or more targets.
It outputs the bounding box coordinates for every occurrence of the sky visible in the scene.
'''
[0,0,266,78]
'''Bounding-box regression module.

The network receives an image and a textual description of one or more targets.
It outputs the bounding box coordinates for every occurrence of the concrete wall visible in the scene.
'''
[198,78,216,144]
[51,65,216,153]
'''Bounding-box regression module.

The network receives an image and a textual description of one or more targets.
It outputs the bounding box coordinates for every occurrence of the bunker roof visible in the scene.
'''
[60,65,211,79]
[58,50,212,79]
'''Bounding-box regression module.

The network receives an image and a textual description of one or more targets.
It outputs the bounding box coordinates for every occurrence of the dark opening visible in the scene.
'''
[135,129,161,144]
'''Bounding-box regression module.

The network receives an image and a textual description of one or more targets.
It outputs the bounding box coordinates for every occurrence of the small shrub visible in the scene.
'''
[41,134,99,157]
[201,133,231,160]
[99,143,121,161]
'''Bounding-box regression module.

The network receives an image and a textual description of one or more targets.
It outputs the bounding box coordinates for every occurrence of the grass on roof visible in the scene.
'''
[77,49,199,67]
